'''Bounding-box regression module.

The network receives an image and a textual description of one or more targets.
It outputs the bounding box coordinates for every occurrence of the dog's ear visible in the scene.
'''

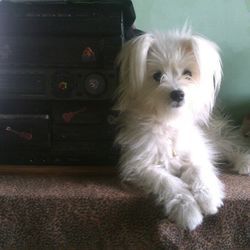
[115,33,154,111]
[193,36,222,95]
[192,36,222,111]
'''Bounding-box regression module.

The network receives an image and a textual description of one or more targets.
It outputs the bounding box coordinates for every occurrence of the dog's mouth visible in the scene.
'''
[171,100,184,108]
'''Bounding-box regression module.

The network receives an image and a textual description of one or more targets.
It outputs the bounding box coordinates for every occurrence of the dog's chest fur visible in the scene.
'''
[152,121,197,175]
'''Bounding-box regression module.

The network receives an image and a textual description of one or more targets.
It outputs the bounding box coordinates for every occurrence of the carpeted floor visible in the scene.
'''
[0,170,249,250]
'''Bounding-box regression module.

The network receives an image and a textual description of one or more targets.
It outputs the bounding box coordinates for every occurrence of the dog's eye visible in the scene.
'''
[153,71,162,82]
[183,69,192,79]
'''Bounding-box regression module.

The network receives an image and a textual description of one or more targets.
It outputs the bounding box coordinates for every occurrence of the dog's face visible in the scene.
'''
[145,35,200,111]
[116,30,222,124]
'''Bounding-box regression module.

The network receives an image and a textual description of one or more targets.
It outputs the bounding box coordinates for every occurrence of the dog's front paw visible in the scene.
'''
[164,194,203,231]
[192,186,224,215]
[234,154,250,175]
[181,166,224,215]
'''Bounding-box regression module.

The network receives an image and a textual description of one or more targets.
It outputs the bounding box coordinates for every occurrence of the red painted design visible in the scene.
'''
[62,107,86,123]
[5,126,33,141]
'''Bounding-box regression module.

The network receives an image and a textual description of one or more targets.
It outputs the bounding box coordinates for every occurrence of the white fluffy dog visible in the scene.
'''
[114,28,250,230]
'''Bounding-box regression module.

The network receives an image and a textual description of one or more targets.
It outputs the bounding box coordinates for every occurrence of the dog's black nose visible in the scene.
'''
[170,89,184,102]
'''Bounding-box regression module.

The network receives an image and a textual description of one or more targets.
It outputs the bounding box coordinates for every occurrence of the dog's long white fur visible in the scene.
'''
[114,29,250,230]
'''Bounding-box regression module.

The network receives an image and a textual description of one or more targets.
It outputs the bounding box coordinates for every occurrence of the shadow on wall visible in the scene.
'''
[221,102,250,126]
[219,45,250,124]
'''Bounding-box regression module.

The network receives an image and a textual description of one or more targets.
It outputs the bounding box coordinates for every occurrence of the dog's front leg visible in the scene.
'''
[120,154,203,230]
[180,153,224,216]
